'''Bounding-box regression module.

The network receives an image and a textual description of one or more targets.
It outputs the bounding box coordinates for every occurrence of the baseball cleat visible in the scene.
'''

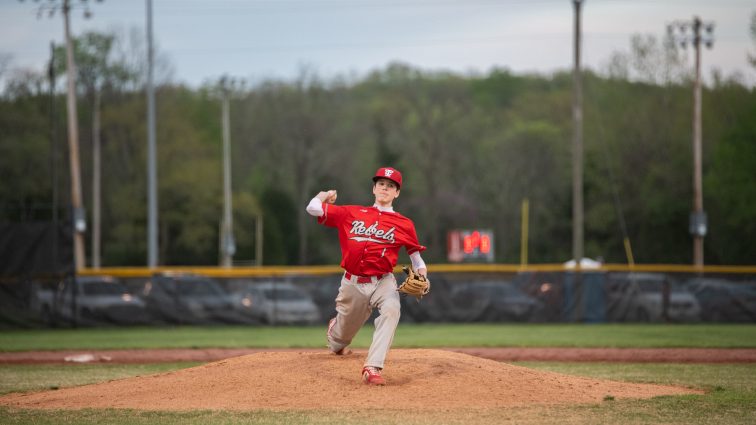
[362,366,385,386]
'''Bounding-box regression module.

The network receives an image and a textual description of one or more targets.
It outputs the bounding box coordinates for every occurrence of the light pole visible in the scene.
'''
[668,17,715,267]
[146,0,158,268]
[215,76,245,267]
[572,0,584,265]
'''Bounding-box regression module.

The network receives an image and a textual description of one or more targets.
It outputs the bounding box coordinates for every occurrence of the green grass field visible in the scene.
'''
[1,324,755,424]
[2,323,755,351]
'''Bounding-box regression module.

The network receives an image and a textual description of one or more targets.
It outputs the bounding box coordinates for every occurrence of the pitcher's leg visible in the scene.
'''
[364,275,401,369]
[327,278,372,353]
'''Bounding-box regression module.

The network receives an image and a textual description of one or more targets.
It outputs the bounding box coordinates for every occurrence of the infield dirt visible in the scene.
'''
[0,349,702,411]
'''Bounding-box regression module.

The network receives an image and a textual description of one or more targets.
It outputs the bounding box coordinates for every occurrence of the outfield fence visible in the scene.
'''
[1,264,755,328]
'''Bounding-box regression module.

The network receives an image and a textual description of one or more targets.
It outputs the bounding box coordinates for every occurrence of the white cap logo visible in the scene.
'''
[384,169,394,177]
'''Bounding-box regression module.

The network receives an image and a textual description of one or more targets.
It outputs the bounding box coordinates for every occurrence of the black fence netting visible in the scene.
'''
[1,269,755,328]
[0,221,73,328]
[0,222,73,278]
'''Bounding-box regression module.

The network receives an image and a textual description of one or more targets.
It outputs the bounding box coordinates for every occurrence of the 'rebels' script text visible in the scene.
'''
[349,221,396,243]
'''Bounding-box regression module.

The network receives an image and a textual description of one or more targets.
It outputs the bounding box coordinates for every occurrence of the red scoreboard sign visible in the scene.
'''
[447,229,494,263]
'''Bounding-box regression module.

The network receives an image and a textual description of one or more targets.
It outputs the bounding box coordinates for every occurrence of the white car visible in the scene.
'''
[227,280,321,325]
[687,277,756,322]
[32,276,147,325]
[606,273,701,322]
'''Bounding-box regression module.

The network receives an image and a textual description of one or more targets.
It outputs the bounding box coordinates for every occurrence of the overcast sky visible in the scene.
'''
[2,0,755,87]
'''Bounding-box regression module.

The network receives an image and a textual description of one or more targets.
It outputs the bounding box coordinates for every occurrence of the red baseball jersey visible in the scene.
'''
[318,203,426,276]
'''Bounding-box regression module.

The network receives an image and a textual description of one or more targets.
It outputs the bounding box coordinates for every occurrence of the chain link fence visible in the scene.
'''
[2,267,755,328]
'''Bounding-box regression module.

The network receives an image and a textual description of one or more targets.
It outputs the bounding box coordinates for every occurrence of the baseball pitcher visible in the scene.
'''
[306,167,429,385]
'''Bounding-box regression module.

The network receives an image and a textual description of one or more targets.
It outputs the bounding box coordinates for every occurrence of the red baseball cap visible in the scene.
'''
[372,167,402,188]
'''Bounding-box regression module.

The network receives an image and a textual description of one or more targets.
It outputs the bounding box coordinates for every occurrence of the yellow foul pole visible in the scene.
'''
[520,198,529,266]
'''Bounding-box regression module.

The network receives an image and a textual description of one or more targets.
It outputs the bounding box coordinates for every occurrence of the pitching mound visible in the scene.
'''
[0,349,701,411]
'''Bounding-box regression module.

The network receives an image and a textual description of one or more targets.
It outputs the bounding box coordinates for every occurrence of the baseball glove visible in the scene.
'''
[398,266,430,300]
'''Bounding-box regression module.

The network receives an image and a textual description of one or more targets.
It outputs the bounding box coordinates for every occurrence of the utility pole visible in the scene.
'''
[572,0,584,264]
[63,0,86,270]
[29,0,99,270]
[146,0,158,268]
[220,80,234,267]
[668,17,714,267]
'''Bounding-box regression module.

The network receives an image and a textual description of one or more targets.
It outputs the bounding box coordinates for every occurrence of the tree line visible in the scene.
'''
[1,28,755,267]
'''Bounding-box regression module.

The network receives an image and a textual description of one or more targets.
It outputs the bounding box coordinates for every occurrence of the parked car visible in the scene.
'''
[686,277,756,322]
[226,280,321,325]
[135,273,239,324]
[32,276,148,325]
[605,272,701,322]
[513,271,566,322]
[300,275,341,324]
[449,280,544,322]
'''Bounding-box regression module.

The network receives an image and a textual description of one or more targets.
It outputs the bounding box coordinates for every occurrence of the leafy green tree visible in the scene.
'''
[603,33,689,85]
[0,86,55,220]
[5,29,756,267]
[704,90,756,264]
[259,188,298,265]
[52,31,137,266]
[234,69,350,264]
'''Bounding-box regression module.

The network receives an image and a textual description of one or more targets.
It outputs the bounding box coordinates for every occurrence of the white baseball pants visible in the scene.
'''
[326,273,401,369]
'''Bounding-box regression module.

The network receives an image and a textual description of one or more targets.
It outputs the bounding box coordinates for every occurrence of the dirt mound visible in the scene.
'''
[0,349,702,411]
